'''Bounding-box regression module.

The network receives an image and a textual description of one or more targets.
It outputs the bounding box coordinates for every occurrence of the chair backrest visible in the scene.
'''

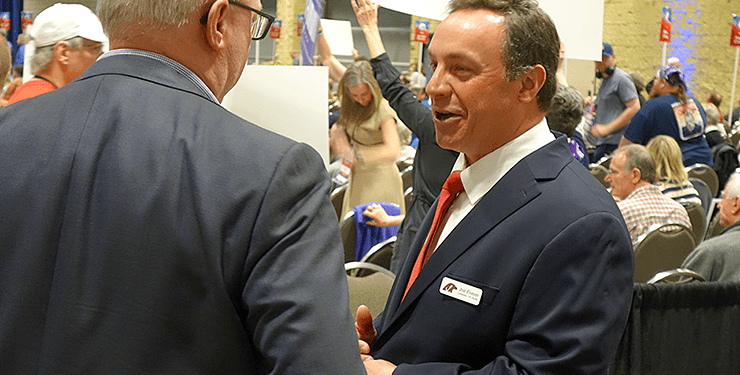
[355,236,396,277]
[646,268,706,283]
[686,163,719,198]
[339,211,357,263]
[345,266,394,320]
[589,164,610,188]
[731,129,740,151]
[396,157,413,171]
[681,202,706,245]
[634,223,696,283]
[400,166,414,192]
[688,177,712,214]
[704,211,726,241]
[404,187,413,209]
[331,185,346,221]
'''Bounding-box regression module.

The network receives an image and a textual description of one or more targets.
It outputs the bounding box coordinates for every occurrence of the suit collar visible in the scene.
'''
[376,134,573,342]
[77,49,219,104]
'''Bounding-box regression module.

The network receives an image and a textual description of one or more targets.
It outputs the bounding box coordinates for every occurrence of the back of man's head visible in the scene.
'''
[708,91,722,107]
[618,144,657,184]
[546,85,584,137]
[448,0,560,112]
[98,0,208,40]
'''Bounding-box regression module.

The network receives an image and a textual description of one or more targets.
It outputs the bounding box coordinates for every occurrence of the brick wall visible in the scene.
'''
[604,0,738,109]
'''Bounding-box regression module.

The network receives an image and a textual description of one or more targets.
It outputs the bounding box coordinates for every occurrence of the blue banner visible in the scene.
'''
[300,0,324,66]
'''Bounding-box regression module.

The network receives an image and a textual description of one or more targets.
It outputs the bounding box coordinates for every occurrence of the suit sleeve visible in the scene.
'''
[393,212,634,375]
[370,53,437,143]
[241,143,366,375]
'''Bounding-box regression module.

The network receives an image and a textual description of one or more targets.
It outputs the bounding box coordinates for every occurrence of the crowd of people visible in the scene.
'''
[0,0,739,374]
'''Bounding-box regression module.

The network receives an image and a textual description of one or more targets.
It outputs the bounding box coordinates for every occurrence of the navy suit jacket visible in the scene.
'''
[371,135,634,374]
[0,53,365,374]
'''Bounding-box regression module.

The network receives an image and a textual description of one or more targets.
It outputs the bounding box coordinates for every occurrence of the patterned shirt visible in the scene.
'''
[617,184,692,247]
[654,178,702,207]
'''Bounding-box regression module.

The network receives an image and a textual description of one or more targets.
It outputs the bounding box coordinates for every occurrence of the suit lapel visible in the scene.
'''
[376,159,542,342]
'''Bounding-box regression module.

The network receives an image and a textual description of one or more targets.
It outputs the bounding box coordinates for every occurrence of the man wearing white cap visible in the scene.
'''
[7,3,106,105]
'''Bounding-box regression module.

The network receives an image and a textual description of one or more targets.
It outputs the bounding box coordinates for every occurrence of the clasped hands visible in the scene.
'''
[356,305,397,374]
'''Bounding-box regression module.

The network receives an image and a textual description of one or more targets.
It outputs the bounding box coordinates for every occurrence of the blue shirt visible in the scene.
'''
[624,94,713,166]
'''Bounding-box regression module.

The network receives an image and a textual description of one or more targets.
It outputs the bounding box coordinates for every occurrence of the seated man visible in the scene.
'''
[606,144,692,247]
[682,173,740,281]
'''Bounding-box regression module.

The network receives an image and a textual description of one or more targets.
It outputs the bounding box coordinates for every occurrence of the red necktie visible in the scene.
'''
[403,171,464,300]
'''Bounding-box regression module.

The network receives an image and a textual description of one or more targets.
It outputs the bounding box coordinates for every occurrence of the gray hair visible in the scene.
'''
[97,0,208,39]
[546,85,584,137]
[448,0,560,112]
[705,104,721,126]
[725,173,740,201]
[31,37,84,74]
[616,144,657,184]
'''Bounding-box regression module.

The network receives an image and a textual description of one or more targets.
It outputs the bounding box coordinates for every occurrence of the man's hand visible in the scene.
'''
[590,123,606,138]
[363,204,404,227]
[356,305,377,355]
[351,0,380,30]
[363,357,397,375]
[351,0,386,58]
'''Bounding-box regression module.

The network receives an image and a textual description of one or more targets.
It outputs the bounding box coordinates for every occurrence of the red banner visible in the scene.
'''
[659,7,672,43]
[270,20,281,39]
[731,15,740,47]
[660,18,672,42]
[414,20,429,44]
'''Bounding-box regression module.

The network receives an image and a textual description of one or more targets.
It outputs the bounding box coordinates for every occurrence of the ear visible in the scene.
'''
[731,196,740,216]
[517,64,546,104]
[204,0,230,51]
[629,167,642,184]
[54,40,71,66]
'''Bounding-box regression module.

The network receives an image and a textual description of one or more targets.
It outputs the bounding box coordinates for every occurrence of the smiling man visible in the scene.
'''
[354,0,634,374]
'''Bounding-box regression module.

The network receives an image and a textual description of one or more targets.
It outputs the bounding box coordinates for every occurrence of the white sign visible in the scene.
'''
[373,0,603,61]
[321,19,355,56]
[222,65,330,164]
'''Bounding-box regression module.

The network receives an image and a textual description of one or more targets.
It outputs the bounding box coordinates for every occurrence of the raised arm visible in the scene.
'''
[317,31,347,82]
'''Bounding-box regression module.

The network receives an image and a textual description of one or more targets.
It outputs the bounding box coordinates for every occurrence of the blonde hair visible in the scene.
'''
[97,0,208,39]
[337,61,382,131]
[646,135,689,183]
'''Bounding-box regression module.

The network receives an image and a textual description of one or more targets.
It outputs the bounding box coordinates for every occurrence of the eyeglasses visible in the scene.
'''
[200,1,276,40]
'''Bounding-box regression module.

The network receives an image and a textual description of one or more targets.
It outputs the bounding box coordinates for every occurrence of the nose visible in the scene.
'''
[425,68,448,103]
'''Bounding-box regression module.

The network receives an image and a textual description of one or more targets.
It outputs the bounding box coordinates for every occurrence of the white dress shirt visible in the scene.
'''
[432,118,556,253]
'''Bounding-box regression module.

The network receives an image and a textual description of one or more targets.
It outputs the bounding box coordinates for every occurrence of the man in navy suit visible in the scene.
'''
[353,0,634,374]
[0,0,365,374]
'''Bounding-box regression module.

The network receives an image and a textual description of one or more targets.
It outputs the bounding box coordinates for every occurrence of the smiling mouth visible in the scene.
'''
[435,111,457,121]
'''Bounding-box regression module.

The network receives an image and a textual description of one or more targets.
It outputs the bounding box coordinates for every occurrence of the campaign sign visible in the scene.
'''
[270,19,281,39]
[21,11,32,30]
[0,13,10,31]
[731,14,740,47]
[414,20,429,43]
[297,14,305,37]
[659,7,672,42]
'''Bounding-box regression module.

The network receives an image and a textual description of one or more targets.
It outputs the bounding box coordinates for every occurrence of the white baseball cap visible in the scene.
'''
[29,3,107,47]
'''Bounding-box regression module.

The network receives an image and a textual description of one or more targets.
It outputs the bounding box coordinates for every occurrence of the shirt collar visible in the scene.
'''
[99,49,220,104]
[452,117,555,206]
[624,184,660,200]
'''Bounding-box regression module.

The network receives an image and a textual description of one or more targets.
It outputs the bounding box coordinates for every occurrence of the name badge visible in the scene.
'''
[439,277,483,306]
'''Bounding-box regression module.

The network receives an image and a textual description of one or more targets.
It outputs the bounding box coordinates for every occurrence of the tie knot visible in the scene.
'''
[443,171,464,195]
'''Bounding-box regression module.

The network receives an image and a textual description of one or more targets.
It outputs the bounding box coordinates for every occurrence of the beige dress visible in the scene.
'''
[340,100,406,218]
